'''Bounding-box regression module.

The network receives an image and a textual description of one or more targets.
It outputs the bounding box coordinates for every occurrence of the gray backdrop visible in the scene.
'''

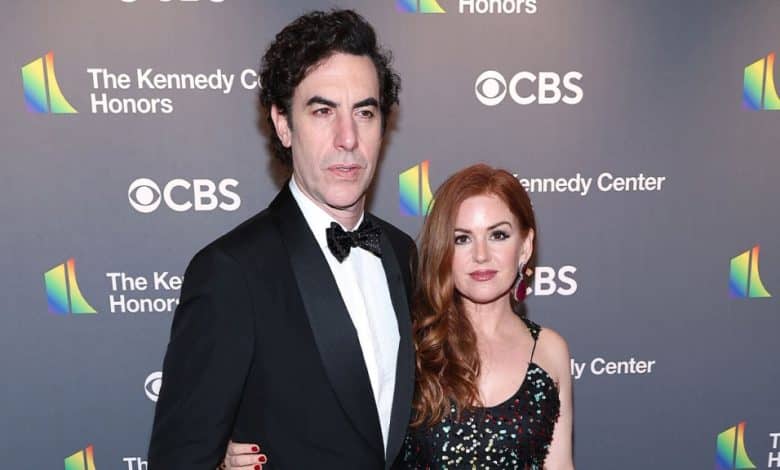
[1,0,778,468]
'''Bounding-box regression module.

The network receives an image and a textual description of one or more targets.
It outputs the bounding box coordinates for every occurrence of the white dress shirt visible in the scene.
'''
[289,178,399,452]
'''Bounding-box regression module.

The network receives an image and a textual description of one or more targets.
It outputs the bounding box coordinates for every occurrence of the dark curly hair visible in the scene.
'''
[259,9,401,166]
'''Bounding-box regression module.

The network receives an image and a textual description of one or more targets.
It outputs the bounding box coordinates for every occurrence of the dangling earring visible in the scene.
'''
[512,263,527,303]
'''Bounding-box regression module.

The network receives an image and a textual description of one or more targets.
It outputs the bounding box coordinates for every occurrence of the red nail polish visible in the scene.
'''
[254,465,260,470]
[259,455,268,463]
[251,446,259,453]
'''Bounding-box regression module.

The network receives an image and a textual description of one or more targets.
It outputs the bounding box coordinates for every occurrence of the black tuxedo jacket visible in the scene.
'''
[148,186,416,469]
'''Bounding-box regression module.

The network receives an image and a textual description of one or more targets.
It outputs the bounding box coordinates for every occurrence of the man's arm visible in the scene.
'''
[149,245,254,470]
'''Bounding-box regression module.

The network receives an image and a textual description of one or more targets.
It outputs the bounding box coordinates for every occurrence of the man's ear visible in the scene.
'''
[270,105,292,148]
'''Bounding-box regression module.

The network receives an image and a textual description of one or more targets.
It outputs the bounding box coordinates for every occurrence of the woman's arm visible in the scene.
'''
[539,328,574,470]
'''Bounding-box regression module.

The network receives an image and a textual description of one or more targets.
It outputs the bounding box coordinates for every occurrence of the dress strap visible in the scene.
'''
[522,317,541,362]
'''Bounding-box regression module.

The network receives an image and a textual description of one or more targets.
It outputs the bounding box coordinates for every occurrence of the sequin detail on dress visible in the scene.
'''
[399,318,560,469]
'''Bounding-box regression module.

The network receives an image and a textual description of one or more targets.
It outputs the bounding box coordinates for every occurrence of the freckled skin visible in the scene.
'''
[451,194,529,307]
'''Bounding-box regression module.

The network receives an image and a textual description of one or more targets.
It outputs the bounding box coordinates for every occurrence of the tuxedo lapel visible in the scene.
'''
[370,216,415,468]
[270,187,384,457]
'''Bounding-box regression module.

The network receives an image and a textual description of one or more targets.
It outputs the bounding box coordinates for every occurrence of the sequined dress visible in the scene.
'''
[398,319,560,469]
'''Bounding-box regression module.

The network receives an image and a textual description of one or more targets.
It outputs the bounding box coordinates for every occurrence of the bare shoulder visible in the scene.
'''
[535,326,571,382]
[537,327,570,357]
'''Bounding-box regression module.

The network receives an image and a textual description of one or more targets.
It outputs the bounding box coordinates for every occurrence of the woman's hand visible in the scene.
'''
[219,441,267,470]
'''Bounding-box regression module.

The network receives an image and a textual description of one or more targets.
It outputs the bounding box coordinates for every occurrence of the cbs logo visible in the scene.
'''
[475,70,583,106]
[527,266,578,296]
[128,178,240,213]
[144,371,162,402]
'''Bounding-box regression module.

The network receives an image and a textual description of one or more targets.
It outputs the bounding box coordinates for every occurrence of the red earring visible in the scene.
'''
[512,263,527,302]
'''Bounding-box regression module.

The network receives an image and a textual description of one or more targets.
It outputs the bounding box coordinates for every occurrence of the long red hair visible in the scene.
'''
[411,164,537,428]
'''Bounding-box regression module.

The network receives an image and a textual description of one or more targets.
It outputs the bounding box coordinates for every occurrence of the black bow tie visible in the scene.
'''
[326,219,382,263]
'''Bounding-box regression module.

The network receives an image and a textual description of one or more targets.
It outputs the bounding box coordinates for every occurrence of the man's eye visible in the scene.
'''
[357,109,375,119]
[490,230,510,240]
[454,234,470,245]
[313,108,332,115]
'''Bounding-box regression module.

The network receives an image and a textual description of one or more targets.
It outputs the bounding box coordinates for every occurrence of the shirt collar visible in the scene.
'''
[288,177,365,250]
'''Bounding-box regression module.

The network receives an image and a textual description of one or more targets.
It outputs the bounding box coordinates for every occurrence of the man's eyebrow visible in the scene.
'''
[353,97,379,109]
[305,96,337,108]
[304,96,379,109]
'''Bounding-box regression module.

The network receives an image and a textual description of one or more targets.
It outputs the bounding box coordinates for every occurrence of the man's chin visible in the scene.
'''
[322,185,370,210]
[325,198,363,211]
[323,191,368,211]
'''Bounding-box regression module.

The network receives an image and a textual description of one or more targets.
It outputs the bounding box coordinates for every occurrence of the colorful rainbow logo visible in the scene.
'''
[21,52,78,114]
[399,160,434,216]
[730,245,772,298]
[396,0,446,13]
[45,258,97,314]
[743,52,780,110]
[715,422,756,470]
[64,445,97,470]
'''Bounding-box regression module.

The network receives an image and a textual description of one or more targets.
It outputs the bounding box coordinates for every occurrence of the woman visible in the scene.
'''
[223,164,573,469]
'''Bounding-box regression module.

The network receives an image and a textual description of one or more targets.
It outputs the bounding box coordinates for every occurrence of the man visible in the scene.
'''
[148,10,415,470]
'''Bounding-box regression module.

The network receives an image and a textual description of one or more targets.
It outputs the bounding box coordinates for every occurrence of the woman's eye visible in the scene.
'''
[490,230,510,240]
[454,234,470,245]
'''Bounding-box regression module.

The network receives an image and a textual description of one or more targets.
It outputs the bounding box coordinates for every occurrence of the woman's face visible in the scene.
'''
[451,193,533,308]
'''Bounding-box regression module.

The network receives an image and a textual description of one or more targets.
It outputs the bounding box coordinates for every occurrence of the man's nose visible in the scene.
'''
[334,112,357,151]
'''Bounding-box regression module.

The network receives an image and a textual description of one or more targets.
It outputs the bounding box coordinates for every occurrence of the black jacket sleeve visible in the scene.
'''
[148,244,254,469]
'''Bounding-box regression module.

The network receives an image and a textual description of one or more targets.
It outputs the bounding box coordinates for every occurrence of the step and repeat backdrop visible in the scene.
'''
[1,0,778,468]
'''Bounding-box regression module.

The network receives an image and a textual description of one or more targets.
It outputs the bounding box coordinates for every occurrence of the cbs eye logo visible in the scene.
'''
[474,71,507,106]
[475,70,583,106]
[144,371,162,402]
[128,178,162,213]
[128,177,241,213]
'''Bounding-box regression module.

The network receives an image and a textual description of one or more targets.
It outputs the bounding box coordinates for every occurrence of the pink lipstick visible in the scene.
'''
[469,270,497,281]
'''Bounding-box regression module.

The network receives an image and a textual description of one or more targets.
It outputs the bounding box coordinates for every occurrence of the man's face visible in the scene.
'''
[272,53,382,217]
